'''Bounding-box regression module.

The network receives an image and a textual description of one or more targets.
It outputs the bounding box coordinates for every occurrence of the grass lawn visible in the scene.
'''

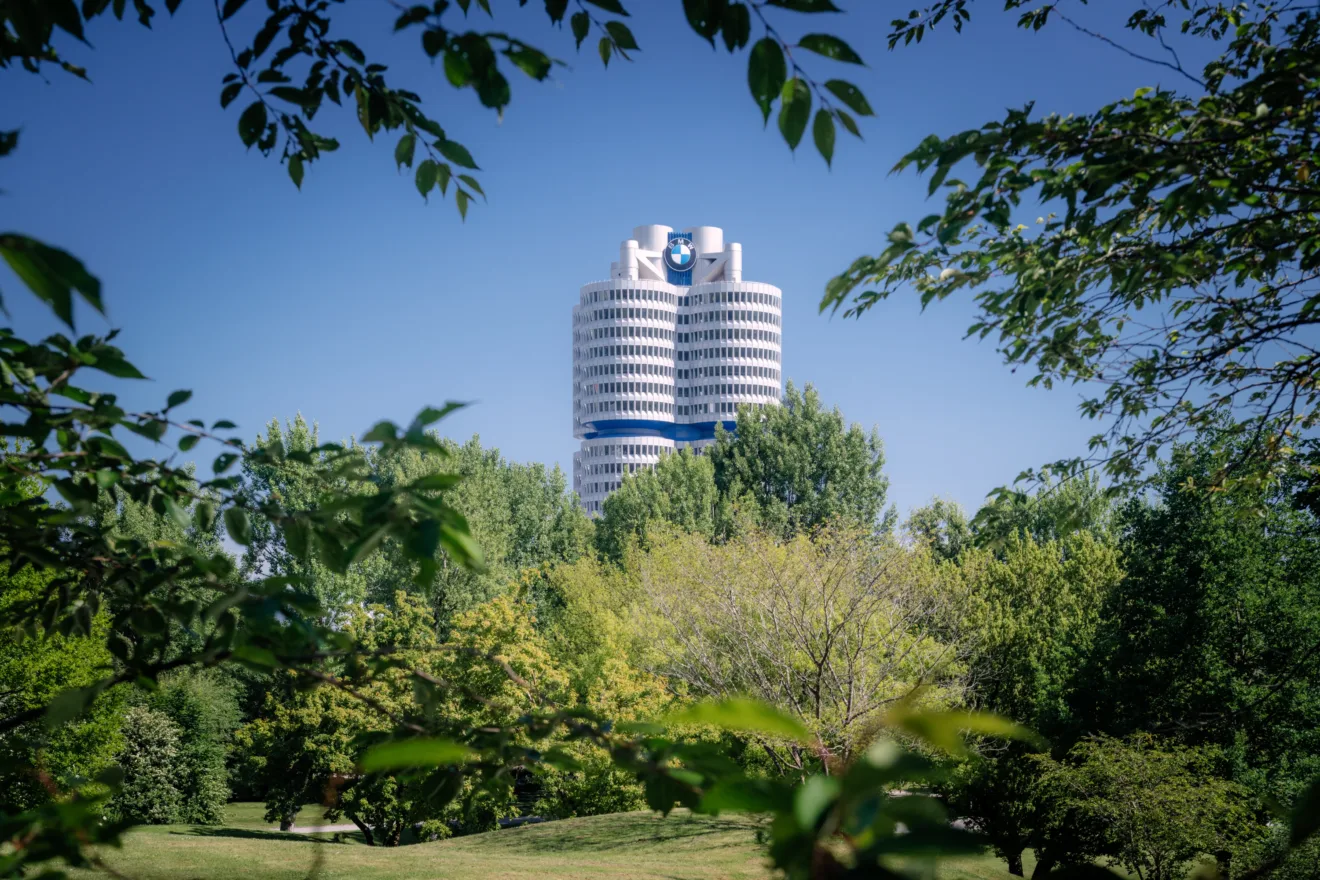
[68,802,1030,880]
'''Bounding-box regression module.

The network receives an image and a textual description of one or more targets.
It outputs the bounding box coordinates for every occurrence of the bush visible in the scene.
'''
[107,706,183,825]
[148,671,241,825]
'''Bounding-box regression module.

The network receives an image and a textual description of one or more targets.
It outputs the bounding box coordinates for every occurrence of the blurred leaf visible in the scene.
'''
[778,77,811,150]
[571,11,589,48]
[1290,774,1320,845]
[887,707,1045,757]
[664,697,811,743]
[0,234,104,327]
[813,108,835,166]
[605,20,639,51]
[584,0,627,14]
[224,507,253,546]
[395,133,416,170]
[361,738,475,771]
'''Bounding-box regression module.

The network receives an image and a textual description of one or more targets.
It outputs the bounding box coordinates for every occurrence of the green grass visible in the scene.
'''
[68,802,1028,880]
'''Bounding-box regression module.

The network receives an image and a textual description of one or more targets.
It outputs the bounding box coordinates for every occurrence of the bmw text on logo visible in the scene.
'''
[663,237,697,273]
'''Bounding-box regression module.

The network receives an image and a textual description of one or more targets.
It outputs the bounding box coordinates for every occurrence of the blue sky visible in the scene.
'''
[5,1,1182,517]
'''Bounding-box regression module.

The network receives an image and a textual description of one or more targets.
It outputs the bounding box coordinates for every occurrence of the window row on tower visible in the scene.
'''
[578,286,781,309]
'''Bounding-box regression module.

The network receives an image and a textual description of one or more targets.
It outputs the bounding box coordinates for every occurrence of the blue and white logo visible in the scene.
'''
[663,237,697,273]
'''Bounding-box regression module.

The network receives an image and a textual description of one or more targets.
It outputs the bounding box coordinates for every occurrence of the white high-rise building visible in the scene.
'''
[571,225,784,514]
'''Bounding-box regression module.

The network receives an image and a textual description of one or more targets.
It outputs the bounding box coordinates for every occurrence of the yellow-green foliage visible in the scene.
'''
[0,563,123,810]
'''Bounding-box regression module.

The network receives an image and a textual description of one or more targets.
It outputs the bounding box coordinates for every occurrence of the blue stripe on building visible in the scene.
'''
[582,418,737,442]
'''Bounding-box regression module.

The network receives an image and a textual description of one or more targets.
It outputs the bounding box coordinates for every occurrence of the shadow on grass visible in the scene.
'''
[452,812,765,855]
[171,827,363,845]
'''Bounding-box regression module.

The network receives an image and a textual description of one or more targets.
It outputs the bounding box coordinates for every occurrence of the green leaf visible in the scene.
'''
[455,189,471,220]
[571,11,589,48]
[0,234,103,327]
[888,708,1046,757]
[583,0,628,14]
[777,77,811,151]
[664,697,812,743]
[812,108,835,166]
[1290,775,1320,846]
[798,33,862,64]
[415,159,438,198]
[238,101,267,147]
[395,133,416,170]
[178,434,200,452]
[212,419,238,430]
[361,738,475,771]
[220,82,243,108]
[287,154,304,189]
[747,38,786,125]
[223,507,253,546]
[50,0,86,40]
[457,174,484,199]
[794,775,840,829]
[598,36,611,67]
[682,0,718,45]
[835,108,860,138]
[701,777,793,814]
[437,139,479,170]
[605,20,639,51]
[46,685,100,728]
[722,2,750,51]
[766,0,840,10]
[824,79,873,116]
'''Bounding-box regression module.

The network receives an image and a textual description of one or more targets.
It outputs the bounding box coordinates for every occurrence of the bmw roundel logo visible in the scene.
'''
[663,237,697,273]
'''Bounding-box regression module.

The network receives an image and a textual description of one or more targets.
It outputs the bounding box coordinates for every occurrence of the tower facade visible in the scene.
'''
[571,225,783,514]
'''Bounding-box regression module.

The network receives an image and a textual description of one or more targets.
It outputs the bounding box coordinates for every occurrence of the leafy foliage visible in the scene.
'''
[710,381,896,536]
[823,1,1320,502]
[107,706,184,825]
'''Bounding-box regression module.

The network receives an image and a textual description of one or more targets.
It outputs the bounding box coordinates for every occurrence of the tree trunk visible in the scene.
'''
[349,814,375,847]
[1006,849,1025,877]
[1031,852,1056,879]
[386,821,403,847]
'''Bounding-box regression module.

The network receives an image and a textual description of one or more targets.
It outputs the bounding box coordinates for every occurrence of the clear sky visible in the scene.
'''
[5,2,1181,517]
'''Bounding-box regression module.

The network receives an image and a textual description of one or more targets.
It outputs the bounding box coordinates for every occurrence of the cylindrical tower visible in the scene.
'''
[571,226,782,514]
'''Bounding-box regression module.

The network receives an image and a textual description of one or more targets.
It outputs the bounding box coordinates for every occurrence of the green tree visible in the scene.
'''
[1075,432,1320,802]
[145,670,241,825]
[1035,735,1262,880]
[822,1,1320,502]
[107,706,183,825]
[941,533,1123,877]
[595,448,719,563]
[710,382,895,536]
[905,496,972,561]
[367,435,592,629]
[0,563,124,813]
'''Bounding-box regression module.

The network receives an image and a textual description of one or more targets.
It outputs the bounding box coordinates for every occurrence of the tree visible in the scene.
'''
[822,2,1320,502]
[0,562,124,814]
[145,670,241,825]
[1075,431,1320,803]
[0,1,1088,874]
[905,496,972,561]
[940,532,1123,877]
[635,524,961,772]
[366,435,592,630]
[1035,735,1262,880]
[107,706,183,825]
[595,448,719,562]
[710,382,895,536]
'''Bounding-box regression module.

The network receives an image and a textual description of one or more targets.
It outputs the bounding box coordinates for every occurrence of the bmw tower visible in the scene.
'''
[571,225,783,514]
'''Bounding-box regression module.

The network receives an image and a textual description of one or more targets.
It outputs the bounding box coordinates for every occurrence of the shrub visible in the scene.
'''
[107,706,183,825]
